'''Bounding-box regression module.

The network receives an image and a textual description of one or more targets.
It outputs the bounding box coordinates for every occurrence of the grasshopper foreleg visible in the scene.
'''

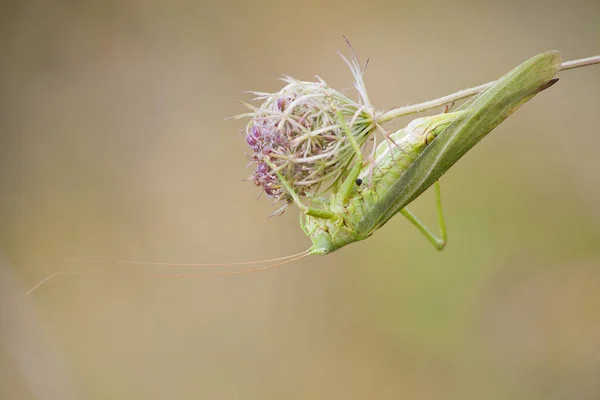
[265,159,336,219]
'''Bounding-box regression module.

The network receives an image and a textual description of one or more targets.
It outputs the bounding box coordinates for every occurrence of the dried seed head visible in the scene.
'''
[237,55,375,206]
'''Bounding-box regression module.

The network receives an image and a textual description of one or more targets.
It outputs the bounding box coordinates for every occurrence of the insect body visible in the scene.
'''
[292,51,561,255]
[303,111,463,253]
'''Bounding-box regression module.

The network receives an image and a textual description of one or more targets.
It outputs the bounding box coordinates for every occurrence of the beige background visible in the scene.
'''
[1,0,599,399]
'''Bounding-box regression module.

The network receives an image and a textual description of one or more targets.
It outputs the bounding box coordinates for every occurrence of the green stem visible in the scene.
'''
[377,55,600,124]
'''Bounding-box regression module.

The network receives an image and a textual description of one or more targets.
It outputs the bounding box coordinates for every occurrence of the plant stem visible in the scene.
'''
[559,55,600,71]
[378,55,600,124]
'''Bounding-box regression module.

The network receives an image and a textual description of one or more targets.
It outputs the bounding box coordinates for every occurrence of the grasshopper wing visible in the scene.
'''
[357,51,561,236]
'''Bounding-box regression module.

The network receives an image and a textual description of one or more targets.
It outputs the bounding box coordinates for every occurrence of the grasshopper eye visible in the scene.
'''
[355,178,363,186]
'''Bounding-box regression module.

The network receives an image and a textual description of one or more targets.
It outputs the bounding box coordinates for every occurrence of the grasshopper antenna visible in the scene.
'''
[26,250,311,296]
[61,250,309,267]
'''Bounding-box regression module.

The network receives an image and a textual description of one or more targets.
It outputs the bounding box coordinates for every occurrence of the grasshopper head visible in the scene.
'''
[308,230,336,255]
[307,222,363,255]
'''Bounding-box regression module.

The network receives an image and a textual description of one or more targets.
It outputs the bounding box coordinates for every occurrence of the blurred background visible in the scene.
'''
[1,0,599,399]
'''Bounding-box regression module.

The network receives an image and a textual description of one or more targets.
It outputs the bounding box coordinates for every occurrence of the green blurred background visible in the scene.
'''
[1,0,599,399]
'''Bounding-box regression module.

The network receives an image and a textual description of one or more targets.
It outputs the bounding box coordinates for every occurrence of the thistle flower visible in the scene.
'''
[236,54,377,207]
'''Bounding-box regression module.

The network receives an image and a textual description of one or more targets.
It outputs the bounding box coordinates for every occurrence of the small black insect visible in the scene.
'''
[355,178,363,186]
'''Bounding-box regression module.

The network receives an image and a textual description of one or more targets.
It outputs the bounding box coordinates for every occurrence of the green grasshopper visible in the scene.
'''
[26,51,600,294]
[278,51,562,255]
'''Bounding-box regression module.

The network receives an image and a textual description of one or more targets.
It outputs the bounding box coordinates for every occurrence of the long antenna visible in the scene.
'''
[61,249,310,267]
[27,250,311,296]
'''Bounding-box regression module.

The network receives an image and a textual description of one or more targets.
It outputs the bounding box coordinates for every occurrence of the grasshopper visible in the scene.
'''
[26,51,600,294]
[288,51,562,255]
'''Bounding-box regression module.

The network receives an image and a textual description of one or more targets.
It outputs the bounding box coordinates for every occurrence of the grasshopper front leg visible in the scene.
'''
[267,160,336,220]
[270,109,367,220]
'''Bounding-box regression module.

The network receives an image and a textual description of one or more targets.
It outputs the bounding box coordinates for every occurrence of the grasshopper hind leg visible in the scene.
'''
[399,104,454,249]
[400,181,447,251]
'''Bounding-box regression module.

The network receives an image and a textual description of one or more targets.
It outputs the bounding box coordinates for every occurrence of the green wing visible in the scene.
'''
[356,51,562,237]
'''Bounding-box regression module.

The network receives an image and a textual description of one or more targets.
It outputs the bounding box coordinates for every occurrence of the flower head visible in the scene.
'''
[237,54,376,206]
